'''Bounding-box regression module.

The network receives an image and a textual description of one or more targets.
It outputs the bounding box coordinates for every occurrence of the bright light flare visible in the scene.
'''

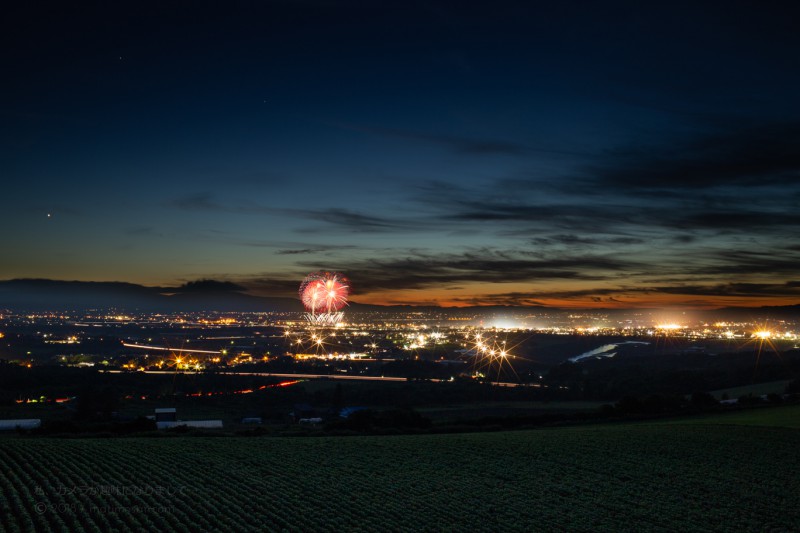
[468,331,520,383]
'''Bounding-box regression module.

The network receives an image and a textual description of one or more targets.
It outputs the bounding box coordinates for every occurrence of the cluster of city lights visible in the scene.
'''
[468,332,518,382]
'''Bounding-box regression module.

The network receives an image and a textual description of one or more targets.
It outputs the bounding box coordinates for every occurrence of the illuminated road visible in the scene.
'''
[220,371,426,383]
[106,369,426,383]
[122,342,221,354]
[104,369,530,387]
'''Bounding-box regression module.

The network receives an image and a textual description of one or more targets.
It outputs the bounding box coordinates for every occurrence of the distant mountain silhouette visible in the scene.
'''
[172,279,248,293]
[0,279,163,310]
[0,279,301,312]
[0,279,798,317]
[167,290,303,313]
[0,279,543,313]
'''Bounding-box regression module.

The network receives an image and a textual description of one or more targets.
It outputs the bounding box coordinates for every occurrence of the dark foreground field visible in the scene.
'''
[2,407,799,532]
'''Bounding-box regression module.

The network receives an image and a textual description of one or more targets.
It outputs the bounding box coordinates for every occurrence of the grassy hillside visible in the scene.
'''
[709,379,792,400]
[1,412,798,531]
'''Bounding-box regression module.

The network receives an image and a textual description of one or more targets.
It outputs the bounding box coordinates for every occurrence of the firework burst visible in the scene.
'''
[299,271,350,324]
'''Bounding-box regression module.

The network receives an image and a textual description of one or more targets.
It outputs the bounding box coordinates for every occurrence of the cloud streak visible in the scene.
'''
[163,115,800,308]
[290,208,422,232]
[593,121,800,190]
[448,281,800,306]
[293,250,634,293]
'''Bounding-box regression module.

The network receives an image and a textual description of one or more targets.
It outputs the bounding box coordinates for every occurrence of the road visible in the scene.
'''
[104,369,530,387]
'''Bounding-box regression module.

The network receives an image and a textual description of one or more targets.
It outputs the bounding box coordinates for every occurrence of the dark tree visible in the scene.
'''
[75,386,119,421]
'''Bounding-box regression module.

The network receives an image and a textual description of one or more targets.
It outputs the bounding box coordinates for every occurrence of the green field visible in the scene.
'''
[417,400,606,422]
[709,379,792,400]
[1,412,798,531]
[661,404,800,429]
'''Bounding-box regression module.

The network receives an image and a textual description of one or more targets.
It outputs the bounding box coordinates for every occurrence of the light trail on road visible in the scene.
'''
[121,343,221,354]
[104,369,531,387]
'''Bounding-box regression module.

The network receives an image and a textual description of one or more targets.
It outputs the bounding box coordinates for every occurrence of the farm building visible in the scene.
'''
[290,403,317,422]
[0,419,41,431]
[154,408,177,423]
[152,408,222,429]
[339,406,368,418]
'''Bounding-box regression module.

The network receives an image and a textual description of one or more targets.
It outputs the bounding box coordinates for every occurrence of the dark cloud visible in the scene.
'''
[686,250,800,277]
[166,194,276,216]
[593,121,800,190]
[497,287,625,301]
[436,197,800,241]
[412,180,644,234]
[530,234,645,246]
[671,211,800,231]
[446,292,548,306]
[334,122,598,158]
[460,280,800,305]
[292,208,420,232]
[432,136,528,156]
[338,124,528,156]
[165,193,420,234]
[227,250,639,299]
[646,282,800,297]
[297,251,633,293]
[168,192,224,211]
[443,202,641,228]
[396,119,800,256]
[239,277,301,297]
[234,240,360,254]
[276,248,327,255]
[413,171,800,246]
[172,280,246,293]
[671,234,696,244]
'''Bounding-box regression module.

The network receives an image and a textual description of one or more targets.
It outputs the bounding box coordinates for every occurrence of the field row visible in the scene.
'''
[1,421,799,531]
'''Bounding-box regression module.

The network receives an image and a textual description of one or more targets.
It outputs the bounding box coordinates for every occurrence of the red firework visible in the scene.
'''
[299,271,350,314]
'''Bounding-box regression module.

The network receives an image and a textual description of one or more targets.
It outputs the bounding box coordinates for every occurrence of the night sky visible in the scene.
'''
[3,2,800,308]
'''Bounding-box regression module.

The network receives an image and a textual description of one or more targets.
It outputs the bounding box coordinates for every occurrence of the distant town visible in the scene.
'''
[2,308,797,403]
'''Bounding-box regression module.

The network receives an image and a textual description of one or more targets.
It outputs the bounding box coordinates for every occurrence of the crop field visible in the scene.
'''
[1,416,798,531]
[661,404,800,430]
[416,400,607,422]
